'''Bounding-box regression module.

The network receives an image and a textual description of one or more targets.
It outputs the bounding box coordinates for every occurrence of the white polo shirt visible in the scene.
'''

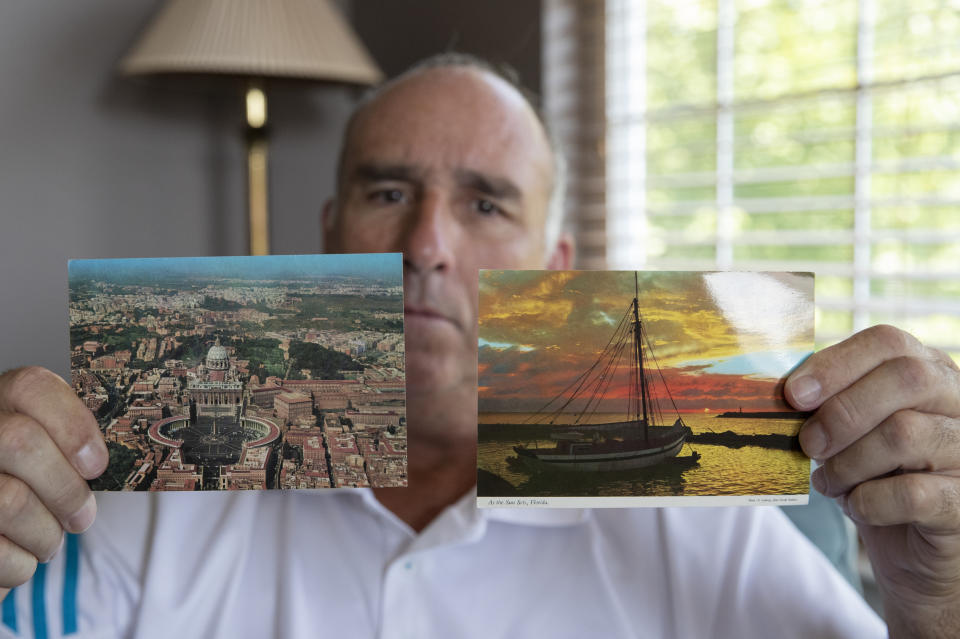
[2,489,885,638]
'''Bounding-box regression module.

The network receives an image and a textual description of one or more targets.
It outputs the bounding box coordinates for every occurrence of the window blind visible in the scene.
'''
[543,0,608,269]
[545,0,960,358]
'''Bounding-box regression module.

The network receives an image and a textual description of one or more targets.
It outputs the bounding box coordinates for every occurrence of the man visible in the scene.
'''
[0,55,957,637]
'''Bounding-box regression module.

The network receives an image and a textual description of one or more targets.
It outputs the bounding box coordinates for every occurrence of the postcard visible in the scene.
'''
[477,270,813,508]
[69,254,406,491]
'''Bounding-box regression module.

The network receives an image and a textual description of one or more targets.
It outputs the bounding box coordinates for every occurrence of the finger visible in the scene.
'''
[0,367,107,479]
[798,355,960,460]
[0,411,97,533]
[843,472,960,530]
[785,325,950,411]
[0,474,64,561]
[0,535,39,589]
[928,345,960,372]
[812,411,960,497]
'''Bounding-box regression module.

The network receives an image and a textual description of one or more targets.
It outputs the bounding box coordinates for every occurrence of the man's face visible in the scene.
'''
[325,68,557,396]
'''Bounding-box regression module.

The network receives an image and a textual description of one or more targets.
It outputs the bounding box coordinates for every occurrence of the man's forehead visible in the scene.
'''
[342,67,552,186]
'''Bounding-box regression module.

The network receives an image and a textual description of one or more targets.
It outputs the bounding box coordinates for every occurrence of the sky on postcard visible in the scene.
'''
[68,253,402,283]
[478,271,814,413]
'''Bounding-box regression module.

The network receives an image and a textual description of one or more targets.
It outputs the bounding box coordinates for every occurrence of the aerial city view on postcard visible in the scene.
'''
[477,270,814,508]
[69,253,406,491]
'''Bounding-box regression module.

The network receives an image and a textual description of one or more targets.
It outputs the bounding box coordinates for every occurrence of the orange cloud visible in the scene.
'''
[479,270,813,415]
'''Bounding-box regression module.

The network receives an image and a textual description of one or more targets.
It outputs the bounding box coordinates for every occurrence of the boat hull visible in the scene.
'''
[513,423,690,473]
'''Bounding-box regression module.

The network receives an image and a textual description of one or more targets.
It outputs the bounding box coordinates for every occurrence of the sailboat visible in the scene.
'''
[512,273,695,472]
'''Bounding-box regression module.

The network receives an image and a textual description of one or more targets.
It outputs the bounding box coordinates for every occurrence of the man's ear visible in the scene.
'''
[546,231,574,270]
[321,199,337,252]
[321,198,336,233]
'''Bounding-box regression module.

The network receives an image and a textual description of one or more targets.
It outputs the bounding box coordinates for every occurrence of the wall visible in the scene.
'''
[352,1,541,94]
[0,0,541,376]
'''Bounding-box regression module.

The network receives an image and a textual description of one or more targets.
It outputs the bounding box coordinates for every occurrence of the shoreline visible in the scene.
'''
[478,423,803,451]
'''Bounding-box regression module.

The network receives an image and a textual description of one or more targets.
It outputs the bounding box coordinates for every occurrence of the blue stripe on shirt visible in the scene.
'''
[31,563,47,639]
[2,586,16,633]
[62,534,80,635]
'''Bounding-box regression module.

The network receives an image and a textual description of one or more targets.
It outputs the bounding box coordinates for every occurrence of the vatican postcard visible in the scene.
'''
[476,270,814,509]
[69,254,406,491]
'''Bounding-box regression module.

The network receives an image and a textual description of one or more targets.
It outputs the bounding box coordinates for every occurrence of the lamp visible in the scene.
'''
[120,0,383,255]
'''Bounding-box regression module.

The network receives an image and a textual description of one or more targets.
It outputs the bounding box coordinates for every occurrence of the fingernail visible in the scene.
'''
[789,375,822,409]
[799,418,827,459]
[67,493,97,533]
[811,467,828,495]
[75,441,106,478]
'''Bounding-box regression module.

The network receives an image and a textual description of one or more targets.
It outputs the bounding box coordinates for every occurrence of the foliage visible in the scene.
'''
[622,0,960,360]
[288,342,362,379]
[258,293,403,334]
[170,334,207,364]
[88,442,140,491]
[231,337,286,377]
[201,296,244,311]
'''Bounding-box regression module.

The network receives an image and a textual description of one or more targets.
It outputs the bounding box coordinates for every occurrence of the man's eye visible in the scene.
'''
[474,199,501,216]
[369,189,405,204]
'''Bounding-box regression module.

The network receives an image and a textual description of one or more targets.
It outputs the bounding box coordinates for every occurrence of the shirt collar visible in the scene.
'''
[347,485,589,530]
[482,503,590,527]
[466,485,590,527]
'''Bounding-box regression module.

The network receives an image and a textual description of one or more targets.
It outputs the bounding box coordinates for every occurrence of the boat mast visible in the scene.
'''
[633,272,649,441]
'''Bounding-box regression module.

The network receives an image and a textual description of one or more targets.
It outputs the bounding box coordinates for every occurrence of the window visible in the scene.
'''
[545,0,960,359]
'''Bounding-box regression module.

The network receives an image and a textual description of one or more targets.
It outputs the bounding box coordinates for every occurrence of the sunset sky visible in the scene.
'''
[478,271,814,414]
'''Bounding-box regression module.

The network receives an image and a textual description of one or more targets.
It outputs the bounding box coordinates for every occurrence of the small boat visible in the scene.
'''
[513,273,693,472]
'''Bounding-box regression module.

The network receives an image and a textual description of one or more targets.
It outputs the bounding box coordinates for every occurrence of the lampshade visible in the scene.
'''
[120,0,383,85]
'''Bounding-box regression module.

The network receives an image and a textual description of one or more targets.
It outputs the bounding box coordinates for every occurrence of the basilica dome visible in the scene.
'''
[206,340,229,370]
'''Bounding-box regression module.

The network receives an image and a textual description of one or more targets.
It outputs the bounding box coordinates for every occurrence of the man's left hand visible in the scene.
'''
[785,324,960,639]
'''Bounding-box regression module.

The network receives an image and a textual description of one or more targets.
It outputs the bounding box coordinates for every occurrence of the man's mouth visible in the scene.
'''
[404,305,454,324]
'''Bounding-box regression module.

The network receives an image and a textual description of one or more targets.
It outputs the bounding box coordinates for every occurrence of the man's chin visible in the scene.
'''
[403,351,475,398]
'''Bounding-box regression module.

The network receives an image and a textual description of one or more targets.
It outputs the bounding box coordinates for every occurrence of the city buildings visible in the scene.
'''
[69,269,406,491]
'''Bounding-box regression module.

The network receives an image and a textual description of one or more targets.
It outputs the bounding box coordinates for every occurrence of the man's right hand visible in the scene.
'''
[0,366,107,601]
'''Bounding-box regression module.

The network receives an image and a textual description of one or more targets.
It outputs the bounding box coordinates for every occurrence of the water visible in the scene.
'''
[478,412,810,497]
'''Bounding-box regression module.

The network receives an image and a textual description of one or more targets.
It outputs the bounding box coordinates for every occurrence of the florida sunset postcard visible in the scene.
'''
[477,270,815,508]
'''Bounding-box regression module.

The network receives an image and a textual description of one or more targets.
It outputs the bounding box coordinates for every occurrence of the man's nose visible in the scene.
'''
[402,190,455,274]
